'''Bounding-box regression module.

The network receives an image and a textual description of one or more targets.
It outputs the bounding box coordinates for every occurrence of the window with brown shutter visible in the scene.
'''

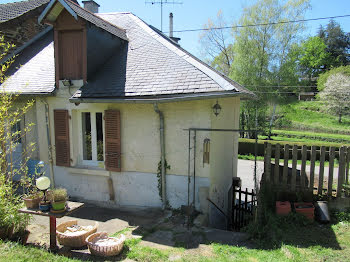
[54,110,70,167]
[104,110,121,172]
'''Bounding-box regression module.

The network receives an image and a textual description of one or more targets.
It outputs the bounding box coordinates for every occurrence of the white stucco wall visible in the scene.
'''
[34,86,240,218]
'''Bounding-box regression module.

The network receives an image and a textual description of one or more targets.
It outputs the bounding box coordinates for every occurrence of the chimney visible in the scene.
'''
[169,13,181,44]
[82,0,100,13]
[169,13,174,38]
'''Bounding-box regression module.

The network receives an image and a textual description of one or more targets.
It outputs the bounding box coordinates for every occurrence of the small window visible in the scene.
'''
[11,121,21,144]
[203,138,210,165]
[82,112,92,160]
[96,112,104,161]
[81,112,104,163]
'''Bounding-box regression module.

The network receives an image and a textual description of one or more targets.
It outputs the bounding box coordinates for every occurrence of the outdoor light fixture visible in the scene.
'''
[36,176,51,204]
[212,100,221,117]
[62,79,72,87]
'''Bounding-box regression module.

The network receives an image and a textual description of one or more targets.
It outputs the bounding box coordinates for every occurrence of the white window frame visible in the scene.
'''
[78,110,105,167]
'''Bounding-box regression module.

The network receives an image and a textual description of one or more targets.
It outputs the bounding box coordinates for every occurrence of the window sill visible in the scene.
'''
[67,166,109,177]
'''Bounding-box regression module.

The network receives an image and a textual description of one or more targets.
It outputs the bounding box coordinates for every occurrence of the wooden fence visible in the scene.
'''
[263,142,350,197]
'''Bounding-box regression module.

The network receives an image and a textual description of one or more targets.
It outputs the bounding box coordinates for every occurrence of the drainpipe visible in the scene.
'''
[41,99,55,188]
[153,103,166,209]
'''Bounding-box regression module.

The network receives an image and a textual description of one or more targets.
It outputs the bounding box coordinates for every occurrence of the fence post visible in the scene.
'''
[328,147,335,197]
[274,144,281,185]
[337,147,346,197]
[318,146,326,195]
[264,142,272,182]
[283,144,290,186]
[301,145,307,189]
[346,147,350,185]
[310,146,316,191]
[291,145,298,191]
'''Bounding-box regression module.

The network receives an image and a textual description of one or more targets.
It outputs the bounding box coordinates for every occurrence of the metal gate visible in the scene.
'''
[232,187,257,231]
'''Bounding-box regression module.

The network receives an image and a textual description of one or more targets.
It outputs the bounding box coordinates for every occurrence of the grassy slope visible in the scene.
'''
[277,101,350,134]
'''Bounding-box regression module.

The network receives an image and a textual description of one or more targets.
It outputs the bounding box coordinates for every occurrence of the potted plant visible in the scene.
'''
[11,212,31,245]
[49,188,68,212]
[21,162,45,209]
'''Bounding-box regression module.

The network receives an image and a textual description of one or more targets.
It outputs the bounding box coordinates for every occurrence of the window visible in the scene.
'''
[81,112,104,165]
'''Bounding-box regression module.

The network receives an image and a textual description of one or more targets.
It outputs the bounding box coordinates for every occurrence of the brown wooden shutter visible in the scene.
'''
[54,110,70,167]
[105,110,121,172]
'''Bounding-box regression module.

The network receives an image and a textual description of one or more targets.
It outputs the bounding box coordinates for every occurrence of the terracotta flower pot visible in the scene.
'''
[276,201,291,216]
[294,202,315,221]
[11,230,30,245]
[23,196,41,209]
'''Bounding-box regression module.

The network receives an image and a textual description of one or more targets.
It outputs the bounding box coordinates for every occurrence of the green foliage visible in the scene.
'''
[318,20,350,69]
[0,34,35,237]
[297,36,329,82]
[49,188,67,202]
[317,65,350,91]
[332,208,350,222]
[157,159,171,207]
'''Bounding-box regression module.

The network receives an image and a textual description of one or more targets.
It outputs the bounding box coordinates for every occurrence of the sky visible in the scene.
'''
[1,0,350,58]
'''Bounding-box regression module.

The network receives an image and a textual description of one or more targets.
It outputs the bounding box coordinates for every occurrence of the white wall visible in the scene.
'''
[35,87,240,216]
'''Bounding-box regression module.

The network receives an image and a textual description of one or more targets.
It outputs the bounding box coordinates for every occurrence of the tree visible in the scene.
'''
[318,20,350,69]
[319,72,350,123]
[228,0,310,137]
[0,34,34,237]
[199,10,233,75]
[297,36,330,85]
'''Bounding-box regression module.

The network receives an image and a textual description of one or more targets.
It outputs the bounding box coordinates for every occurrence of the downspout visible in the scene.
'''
[154,103,166,209]
[41,99,55,188]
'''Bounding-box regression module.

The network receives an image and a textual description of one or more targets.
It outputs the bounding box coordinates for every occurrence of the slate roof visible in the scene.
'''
[0,31,54,94]
[2,10,253,100]
[0,0,49,23]
[71,12,254,101]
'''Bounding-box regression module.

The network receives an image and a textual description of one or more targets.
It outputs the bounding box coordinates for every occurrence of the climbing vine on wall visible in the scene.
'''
[157,159,171,207]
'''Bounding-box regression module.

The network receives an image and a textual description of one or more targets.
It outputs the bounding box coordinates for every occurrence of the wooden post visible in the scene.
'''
[49,216,57,251]
[337,146,346,197]
[346,147,350,185]
[283,144,290,186]
[328,147,335,197]
[291,145,298,191]
[264,142,272,182]
[318,146,326,195]
[301,145,307,189]
[274,144,281,185]
[310,146,316,191]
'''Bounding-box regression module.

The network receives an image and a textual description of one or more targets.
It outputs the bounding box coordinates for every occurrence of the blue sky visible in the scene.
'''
[1,0,350,58]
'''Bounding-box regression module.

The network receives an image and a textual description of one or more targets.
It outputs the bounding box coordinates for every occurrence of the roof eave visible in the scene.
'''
[69,91,255,104]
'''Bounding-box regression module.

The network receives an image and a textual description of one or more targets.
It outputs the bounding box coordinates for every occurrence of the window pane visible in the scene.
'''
[82,112,92,160]
[96,113,104,161]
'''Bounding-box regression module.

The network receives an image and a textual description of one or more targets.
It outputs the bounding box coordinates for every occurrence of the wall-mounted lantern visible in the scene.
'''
[212,100,221,117]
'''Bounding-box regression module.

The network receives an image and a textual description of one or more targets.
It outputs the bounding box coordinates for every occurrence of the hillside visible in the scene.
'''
[275,101,350,135]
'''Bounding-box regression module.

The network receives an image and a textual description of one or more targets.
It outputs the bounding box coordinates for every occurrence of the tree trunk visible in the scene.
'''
[339,113,342,123]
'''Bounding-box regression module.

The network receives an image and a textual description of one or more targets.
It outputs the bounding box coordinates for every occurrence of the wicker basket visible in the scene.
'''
[86,232,125,257]
[56,220,98,248]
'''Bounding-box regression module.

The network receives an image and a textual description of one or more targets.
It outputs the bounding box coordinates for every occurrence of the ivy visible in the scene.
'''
[157,159,171,208]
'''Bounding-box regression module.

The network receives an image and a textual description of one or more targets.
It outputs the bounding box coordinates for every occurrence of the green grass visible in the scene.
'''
[0,241,79,262]
[277,101,350,134]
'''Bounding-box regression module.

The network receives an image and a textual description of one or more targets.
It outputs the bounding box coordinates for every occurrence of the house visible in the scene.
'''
[1,0,254,228]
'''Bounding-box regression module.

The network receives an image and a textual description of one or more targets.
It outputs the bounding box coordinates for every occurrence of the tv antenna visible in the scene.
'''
[145,0,183,32]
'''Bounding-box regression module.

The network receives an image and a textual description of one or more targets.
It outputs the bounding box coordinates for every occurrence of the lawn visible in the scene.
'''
[277,101,350,134]
[2,211,350,262]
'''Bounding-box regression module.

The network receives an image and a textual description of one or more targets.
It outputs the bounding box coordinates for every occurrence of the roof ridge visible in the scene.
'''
[64,0,126,35]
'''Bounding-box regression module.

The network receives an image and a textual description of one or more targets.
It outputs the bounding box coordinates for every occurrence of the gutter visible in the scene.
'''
[153,103,166,209]
[69,91,256,104]
[41,99,55,188]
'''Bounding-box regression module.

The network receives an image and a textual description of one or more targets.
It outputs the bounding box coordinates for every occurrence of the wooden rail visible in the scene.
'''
[263,142,350,196]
